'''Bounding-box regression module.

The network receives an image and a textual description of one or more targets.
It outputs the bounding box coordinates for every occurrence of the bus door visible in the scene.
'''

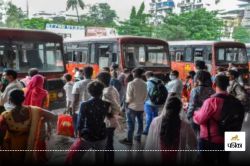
[193,46,212,73]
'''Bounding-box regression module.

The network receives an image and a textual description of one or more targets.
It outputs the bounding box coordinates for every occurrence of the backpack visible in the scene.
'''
[148,80,168,105]
[213,94,245,136]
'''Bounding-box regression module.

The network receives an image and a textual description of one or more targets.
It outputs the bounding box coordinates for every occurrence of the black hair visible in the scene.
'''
[97,72,111,87]
[171,70,179,77]
[196,71,212,86]
[132,67,145,78]
[9,89,25,106]
[228,70,239,79]
[195,60,206,70]
[123,68,130,74]
[188,71,196,79]
[217,67,224,73]
[145,71,154,78]
[28,68,39,77]
[64,73,72,82]
[4,69,17,80]
[102,67,111,73]
[87,81,105,98]
[83,66,93,79]
[160,97,182,146]
[111,70,118,79]
[215,75,229,91]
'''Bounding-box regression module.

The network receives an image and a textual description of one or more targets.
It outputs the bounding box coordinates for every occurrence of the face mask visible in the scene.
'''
[229,80,234,85]
[1,78,9,86]
[169,75,176,80]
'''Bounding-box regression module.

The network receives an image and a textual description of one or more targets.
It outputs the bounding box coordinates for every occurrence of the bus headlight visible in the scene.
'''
[57,92,64,98]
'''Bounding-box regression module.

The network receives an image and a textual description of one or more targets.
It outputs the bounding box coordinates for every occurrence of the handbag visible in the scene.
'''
[56,114,74,137]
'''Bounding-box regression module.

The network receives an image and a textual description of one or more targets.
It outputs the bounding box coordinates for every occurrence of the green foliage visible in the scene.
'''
[22,18,50,30]
[118,2,152,37]
[5,2,26,28]
[233,26,250,43]
[66,0,85,23]
[157,9,223,40]
[80,3,118,27]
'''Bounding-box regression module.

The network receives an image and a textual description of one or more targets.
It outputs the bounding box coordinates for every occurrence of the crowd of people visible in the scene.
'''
[0,59,249,165]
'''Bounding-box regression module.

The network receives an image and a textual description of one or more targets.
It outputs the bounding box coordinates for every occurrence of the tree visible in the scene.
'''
[117,2,152,37]
[66,0,85,23]
[21,18,50,30]
[5,2,26,28]
[233,26,250,43]
[163,9,223,40]
[80,3,117,27]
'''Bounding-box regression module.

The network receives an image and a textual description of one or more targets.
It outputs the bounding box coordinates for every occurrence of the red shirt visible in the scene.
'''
[193,92,228,144]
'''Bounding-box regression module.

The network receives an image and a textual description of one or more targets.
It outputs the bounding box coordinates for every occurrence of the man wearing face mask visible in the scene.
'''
[165,70,183,99]
[0,69,23,111]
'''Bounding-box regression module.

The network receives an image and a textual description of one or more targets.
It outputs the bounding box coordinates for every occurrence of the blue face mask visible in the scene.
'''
[169,75,176,80]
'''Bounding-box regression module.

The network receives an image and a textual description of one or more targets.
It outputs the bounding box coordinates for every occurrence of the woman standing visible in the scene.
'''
[24,74,49,109]
[0,90,57,164]
[145,97,197,164]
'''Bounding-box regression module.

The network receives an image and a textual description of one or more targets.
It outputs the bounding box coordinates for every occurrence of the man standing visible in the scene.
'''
[0,69,22,111]
[193,75,245,164]
[165,70,183,99]
[72,66,93,135]
[120,68,147,145]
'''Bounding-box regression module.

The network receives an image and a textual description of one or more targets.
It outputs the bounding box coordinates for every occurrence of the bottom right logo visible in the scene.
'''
[225,132,246,151]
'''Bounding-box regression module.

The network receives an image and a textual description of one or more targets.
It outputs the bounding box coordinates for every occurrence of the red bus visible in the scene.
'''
[169,41,249,84]
[0,28,66,109]
[64,36,171,81]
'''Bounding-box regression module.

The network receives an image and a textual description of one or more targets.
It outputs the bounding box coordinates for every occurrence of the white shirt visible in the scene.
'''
[165,78,183,98]
[126,78,147,111]
[72,79,92,113]
[0,80,23,111]
[63,82,73,102]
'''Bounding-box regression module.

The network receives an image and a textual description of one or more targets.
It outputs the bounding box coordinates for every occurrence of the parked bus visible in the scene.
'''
[64,36,171,81]
[169,41,249,84]
[245,43,250,71]
[0,28,66,109]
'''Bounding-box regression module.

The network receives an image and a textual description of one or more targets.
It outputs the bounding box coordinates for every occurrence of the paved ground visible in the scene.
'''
[45,109,250,165]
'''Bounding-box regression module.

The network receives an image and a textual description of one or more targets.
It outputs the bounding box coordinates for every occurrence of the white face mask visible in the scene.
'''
[169,75,176,80]
[229,80,234,85]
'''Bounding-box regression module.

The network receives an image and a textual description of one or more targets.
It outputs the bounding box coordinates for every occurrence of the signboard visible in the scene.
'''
[86,27,117,37]
[45,24,85,40]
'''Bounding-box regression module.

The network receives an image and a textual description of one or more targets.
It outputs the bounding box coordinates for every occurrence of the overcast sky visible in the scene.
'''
[7,0,241,20]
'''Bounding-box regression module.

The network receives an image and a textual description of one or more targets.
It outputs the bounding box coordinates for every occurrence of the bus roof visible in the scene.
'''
[168,40,245,47]
[0,28,62,42]
[65,36,168,45]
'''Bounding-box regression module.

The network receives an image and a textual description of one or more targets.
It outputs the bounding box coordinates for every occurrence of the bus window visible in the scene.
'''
[194,48,204,62]
[90,44,96,64]
[247,48,250,61]
[0,44,17,71]
[184,47,192,62]
[98,44,112,68]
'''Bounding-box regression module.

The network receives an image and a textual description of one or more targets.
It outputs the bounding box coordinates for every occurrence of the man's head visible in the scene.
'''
[227,70,239,81]
[87,80,105,98]
[132,68,145,79]
[83,66,93,79]
[102,67,111,73]
[215,75,229,92]
[145,71,154,80]
[64,73,72,82]
[188,71,196,79]
[96,72,111,87]
[194,60,206,71]
[28,68,39,77]
[169,70,179,80]
[3,69,17,82]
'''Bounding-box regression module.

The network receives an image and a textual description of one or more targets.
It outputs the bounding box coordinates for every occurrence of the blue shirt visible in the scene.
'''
[145,77,162,106]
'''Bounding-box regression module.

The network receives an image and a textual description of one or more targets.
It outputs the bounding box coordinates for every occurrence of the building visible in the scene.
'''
[239,0,250,27]
[32,11,78,21]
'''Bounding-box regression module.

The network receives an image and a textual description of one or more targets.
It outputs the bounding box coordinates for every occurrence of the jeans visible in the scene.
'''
[198,139,230,165]
[73,113,78,136]
[126,108,144,142]
[104,128,115,164]
[143,103,158,134]
[65,138,106,165]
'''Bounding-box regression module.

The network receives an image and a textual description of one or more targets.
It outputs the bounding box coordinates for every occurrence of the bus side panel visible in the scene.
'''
[171,62,194,80]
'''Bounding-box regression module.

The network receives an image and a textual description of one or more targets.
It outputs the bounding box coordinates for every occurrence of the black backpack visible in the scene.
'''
[148,80,168,105]
[213,94,245,136]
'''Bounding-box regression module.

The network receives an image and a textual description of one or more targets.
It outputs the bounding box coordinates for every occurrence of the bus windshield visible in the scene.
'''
[0,41,64,73]
[216,47,248,65]
[123,44,168,68]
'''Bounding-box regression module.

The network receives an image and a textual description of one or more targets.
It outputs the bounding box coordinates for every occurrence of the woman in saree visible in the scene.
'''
[0,89,57,164]
[144,96,197,165]
[24,74,49,109]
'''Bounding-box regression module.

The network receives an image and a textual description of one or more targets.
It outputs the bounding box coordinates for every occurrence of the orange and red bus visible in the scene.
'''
[64,36,171,81]
[0,28,66,109]
[169,41,249,84]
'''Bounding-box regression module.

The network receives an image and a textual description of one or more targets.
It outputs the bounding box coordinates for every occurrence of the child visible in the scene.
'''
[63,73,73,115]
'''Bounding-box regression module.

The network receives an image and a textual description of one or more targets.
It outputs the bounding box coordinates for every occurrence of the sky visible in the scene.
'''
[6,0,242,20]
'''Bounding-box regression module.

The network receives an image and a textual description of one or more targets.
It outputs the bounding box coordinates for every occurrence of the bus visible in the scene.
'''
[245,43,250,71]
[169,41,249,84]
[0,28,66,109]
[64,36,171,81]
